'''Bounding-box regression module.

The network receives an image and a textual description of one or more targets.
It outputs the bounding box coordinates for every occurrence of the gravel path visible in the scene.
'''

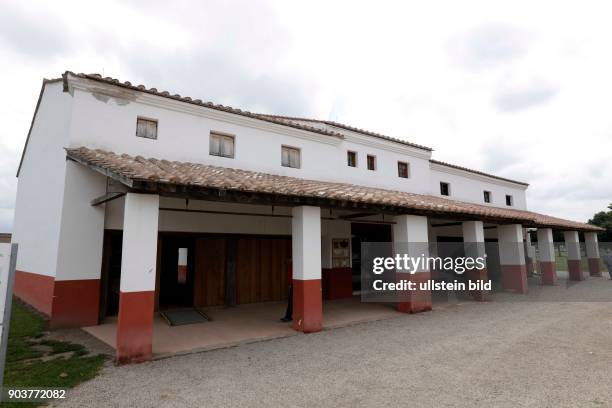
[56,277,612,407]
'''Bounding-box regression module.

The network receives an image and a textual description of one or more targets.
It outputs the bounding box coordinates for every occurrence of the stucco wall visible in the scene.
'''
[12,82,73,277]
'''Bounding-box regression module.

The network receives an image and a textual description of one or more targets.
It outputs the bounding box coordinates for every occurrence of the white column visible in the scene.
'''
[291,206,322,332]
[585,232,601,277]
[564,230,583,281]
[393,215,431,313]
[116,193,159,364]
[537,228,557,285]
[498,224,527,293]
[462,221,488,301]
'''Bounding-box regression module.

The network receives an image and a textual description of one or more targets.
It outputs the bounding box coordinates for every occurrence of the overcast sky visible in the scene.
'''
[1,0,611,232]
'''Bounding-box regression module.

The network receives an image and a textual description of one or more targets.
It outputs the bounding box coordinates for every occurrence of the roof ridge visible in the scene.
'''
[429,159,529,186]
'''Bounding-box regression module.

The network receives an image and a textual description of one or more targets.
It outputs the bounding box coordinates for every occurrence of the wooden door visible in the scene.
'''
[194,238,226,307]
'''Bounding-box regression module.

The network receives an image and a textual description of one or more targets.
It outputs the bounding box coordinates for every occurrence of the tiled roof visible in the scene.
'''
[65,147,602,232]
[61,71,346,140]
[257,114,433,152]
[430,159,529,186]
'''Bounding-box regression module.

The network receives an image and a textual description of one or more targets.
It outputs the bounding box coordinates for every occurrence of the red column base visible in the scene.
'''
[467,268,489,301]
[292,279,322,333]
[588,258,602,277]
[539,261,557,285]
[51,279,100,328]
[567,260,584,281]
[116,291,154,364]
[396,271,432,313]
[501,264,528,294]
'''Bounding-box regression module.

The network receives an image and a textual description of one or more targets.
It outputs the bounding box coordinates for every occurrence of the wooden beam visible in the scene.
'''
[90,192,125,206]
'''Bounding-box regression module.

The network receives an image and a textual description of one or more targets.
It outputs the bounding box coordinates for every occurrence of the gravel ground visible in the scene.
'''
[55,276,612,408]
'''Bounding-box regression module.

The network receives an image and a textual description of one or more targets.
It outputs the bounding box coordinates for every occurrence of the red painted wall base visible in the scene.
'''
[14,270,54,316]
[322,268,353,300]
[539,261,557,285]
[500,264,527,294]
[396,271,432,313]
[567,260,584,281]
[51,279,100,328]
[588,258,602,277]
[116,291,155,364]
[292,279,322,333]
[466,268,489,301]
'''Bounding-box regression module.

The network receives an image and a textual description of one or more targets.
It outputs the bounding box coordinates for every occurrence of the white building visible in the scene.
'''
[11,72,602,363]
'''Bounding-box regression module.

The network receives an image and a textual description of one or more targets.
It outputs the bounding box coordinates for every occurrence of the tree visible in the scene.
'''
[588,203,612,242]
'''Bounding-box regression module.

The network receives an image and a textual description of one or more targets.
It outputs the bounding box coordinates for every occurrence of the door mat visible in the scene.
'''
[160,308,210,326]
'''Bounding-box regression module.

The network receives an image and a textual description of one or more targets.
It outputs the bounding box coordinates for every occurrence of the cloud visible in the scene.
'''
[450,23,530,68]
[494,81,559,112]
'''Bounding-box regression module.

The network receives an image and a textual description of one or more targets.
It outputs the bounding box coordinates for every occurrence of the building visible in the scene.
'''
[11,72,603,364]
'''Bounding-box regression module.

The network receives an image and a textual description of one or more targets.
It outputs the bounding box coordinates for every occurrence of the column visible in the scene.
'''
[524,229,535,277]
[564,231,583,281]
[537,228,557,285]
[292,206,322,333]
[116,193,159,364]
[498,224,528,294]
[585,232,601,277]
[462,221,488,301]
[393,215,431,313]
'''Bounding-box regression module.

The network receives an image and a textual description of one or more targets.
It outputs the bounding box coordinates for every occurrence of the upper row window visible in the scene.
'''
[282,145,301,168]
[136,117,158,139]
[440,182,450,196]
[347,151,357,167]
[209,132,235,158]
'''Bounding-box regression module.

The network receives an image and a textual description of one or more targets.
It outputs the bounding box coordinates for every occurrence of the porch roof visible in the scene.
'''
[65,147,602,232]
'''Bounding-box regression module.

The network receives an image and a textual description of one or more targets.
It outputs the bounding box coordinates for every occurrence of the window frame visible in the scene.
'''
[281,145,301,169]
[366,154,376,171]
[209,131,236,159]
[505,194,513,206]
[440,182,451,196]
[397,161,410,178]
[136,117,158,140]
[347,150,357,167]
[483,190,492,203]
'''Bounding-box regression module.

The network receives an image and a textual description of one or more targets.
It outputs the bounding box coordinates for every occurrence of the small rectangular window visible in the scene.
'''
[367,155,376,171]
[136,117,157,139]
[209,132,235,158]
[397,161,409,178]
[347,151,357,167]
[483,191,491,203]
[282,146,301,168]
[440,182,450,196]
[505,194,513,206]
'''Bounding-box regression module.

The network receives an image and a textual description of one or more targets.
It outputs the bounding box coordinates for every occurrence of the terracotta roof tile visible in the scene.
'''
[65,147,602,232]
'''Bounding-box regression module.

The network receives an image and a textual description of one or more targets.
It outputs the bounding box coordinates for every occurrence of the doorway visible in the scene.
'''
[159,235,196,309]
[351,223,393,291]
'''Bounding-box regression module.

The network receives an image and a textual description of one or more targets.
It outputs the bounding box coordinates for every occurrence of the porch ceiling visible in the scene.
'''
[65,147,602,232]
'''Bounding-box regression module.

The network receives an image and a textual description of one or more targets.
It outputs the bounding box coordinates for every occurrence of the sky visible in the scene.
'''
[0,0,611,232]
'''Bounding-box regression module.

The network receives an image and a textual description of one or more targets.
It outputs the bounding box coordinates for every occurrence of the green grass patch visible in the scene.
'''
[1,299,106,407]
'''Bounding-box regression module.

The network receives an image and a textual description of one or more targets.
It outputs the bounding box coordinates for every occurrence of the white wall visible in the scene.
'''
[12,82,73,277]
[430,164,528,210]
[55,161,107,281]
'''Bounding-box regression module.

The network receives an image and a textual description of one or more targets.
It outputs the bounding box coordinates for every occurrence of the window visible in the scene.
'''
[136,117,157,139]
[209,132,235,158]
[440,182,450,196]
[282,146,301,168]
[483,191,491,203]
[397,161,409,178]
[367,155,376,171]
[505,194,513,206]
[347,151,357,167]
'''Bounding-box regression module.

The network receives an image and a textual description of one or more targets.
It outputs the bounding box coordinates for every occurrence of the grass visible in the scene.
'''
[1,299,106,407]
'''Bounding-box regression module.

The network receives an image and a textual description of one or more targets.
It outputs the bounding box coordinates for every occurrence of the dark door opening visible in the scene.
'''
[159,235,196,309]
[100,230,123,320]
[351,223,392,291]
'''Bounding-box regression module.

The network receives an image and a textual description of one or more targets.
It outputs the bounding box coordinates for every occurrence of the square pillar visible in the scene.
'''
[462,221,489,301]
[537,228,557,285]
[291,206,322,333]
[116,193,159,364]
[564,231,583,281]
[393,215,431,313]
[585,232,601,277]
[498,224,527,294]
